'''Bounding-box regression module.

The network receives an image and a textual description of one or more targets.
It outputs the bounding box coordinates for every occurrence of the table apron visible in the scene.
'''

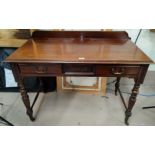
[17,63,142,78]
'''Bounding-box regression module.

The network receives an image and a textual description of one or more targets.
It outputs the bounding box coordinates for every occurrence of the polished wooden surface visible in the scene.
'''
[6,31,153,64]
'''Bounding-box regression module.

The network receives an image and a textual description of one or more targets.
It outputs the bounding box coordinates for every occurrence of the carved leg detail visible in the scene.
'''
[115,77,121,96]
[125,83,140,125]
[18,77,35,121]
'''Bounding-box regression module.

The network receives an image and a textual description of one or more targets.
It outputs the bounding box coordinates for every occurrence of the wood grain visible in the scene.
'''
[6,31,153,64]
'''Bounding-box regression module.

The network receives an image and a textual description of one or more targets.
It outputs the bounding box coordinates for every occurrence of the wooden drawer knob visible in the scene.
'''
[112,68,125,75]
[34,66,47,73]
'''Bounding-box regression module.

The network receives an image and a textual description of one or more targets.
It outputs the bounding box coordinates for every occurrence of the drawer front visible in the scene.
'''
[62,64,95,76]
[19,64,61,75]
[18,64,140,77]
[96,65,140,76]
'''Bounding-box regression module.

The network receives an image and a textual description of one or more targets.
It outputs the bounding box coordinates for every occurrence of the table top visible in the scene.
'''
[5,31,153,64]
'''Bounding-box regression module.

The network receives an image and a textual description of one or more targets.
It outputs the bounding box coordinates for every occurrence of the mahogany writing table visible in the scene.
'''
[5,31,153,125]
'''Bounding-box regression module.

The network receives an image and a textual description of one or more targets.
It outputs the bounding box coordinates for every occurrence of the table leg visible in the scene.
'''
[18,77,35,121]
[125,82,140,125]
[115,77,121,96]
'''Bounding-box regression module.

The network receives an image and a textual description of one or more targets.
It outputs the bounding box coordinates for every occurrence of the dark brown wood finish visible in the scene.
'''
[6,31,152,64]
[32,30,130,39]
[5,30,153,125]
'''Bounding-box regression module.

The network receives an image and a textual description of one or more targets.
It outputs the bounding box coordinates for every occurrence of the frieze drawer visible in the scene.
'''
[19,64,62,75]
[96,65,140,76]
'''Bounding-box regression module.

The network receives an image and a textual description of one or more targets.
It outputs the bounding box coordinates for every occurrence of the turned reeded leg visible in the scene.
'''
[125,83,140,125]
[18,77,35,121]
[115,77,121,96]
